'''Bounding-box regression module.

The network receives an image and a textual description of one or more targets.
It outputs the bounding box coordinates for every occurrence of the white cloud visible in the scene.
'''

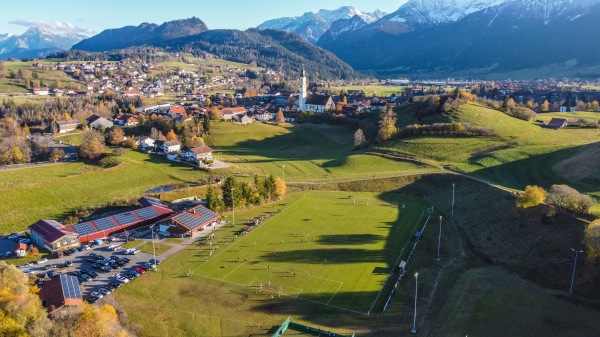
[8,20,96,34]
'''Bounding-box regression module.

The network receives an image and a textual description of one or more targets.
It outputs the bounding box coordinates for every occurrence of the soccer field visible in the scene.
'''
[189,191,429,314]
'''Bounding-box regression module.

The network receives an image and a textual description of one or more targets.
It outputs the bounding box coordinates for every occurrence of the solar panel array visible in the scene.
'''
[113,212,138,226]
[60,274,82,299]
[135,207,159,220]
[146,198,166,207]
[72,222,95,235]
[93,217,117,231]
[175,207,218,230]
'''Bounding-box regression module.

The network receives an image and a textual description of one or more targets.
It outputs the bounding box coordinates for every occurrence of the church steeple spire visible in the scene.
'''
[299,66,307,111]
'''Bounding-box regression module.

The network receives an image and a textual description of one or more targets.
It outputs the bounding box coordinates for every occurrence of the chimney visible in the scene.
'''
[192,208,196,215]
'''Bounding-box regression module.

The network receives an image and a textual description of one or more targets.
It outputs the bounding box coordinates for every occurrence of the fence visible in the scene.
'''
[287,322,354,337]
[271,316,290,337]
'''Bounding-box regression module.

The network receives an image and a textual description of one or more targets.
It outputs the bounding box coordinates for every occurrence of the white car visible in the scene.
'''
[116,275,129,283]
[91,291,104,299]
[22,269,34,274]
[37,258,48,264]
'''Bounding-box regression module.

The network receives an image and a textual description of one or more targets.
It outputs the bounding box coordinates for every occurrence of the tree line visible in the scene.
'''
[205,175,286,213]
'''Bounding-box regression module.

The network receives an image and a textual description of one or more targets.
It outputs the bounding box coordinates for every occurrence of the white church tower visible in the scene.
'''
[299,67,307,111]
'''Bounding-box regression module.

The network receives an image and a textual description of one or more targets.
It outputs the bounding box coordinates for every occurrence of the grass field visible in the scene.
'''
[113,191,433,336]
[333,85,406,97]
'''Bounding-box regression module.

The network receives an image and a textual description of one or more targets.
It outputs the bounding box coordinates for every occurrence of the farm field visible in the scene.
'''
[113,191,434,337]
[333,85,406,97]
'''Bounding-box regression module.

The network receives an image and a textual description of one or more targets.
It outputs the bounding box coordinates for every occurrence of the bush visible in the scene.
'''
[98,156,121,168]
[516,185,546,208]
[547,184,595,214]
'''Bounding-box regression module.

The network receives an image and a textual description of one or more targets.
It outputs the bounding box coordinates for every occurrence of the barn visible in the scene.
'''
[39,274,83,314]
[29,198,174,254]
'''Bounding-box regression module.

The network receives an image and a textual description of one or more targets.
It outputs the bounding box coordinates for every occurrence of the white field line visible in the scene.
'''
[327,282,344,305]
[222,262,247,280]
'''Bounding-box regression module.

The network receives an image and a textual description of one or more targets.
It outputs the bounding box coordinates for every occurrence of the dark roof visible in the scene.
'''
[154,140,165,146]
[40,274,83,313]
[29,220,77,243]
[167,205,219,231]
[138,197,168,208]
[306,95,333,106]
[187,146,213,155]
[547,118,568,128]
[86,114,101,124]
[55,120,80,126]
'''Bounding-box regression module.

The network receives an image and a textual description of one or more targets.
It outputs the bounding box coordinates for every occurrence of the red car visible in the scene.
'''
[135,267,146,274]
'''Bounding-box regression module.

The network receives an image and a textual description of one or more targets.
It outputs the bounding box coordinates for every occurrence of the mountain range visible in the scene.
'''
[70,18,359,80]
[257,6,386,43]
[0,27,85,59]
[317,0,600,77]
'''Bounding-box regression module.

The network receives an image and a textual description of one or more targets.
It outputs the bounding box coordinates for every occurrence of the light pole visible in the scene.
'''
[231,188,235,226]
[569,248,583,296]
[451,183,455,218]
[150,224,157,271]
[411,272,419,334]
[282,164,285,183]
[436,216,442,261]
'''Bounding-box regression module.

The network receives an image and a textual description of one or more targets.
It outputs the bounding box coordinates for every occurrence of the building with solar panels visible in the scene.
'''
[29,197,174,254]
[160,204,220,237]
[39,274,83,314]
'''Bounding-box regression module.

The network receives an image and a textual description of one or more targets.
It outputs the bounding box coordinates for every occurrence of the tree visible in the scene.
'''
[123,138,138,149]
[150,127,161,140]
[49,148,66,162]
[540,100,550,112]
[209,107,220,121]
[516,185,546,208]
[221,176,240,208]
[78,130,107,160]
[0,261,52,337]
[204,117,211,133]
[105,126,125,146]
[548,184,595,214]
[22,124,30,135]
[274,177,286,199]
[263,175,277,201]
[353,128,366,148]
[206,184,223,211]
[165,129,177,141]
[275,108,285,124]
[376,108,397,143]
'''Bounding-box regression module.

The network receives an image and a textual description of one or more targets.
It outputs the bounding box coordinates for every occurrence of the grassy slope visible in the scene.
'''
[209,122,436,181]
[0,60,84,93]
[0,150,207,233]
[377,102,600,195]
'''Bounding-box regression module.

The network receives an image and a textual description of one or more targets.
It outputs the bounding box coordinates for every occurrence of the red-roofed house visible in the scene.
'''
[29,220,80,254]
[168,105,187,118]
[14,242,27,257]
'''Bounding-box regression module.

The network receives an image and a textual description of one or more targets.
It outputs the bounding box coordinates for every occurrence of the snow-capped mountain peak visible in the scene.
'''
[385,0,508,26]
[0,28,87,60]
[257,6,386,43]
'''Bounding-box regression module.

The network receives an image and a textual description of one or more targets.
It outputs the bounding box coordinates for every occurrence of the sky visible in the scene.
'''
[1,0,406,36]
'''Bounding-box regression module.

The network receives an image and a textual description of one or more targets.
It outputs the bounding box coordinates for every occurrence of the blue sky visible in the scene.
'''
[1,0,406,36]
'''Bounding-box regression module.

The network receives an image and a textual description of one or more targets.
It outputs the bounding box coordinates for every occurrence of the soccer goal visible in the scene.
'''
[256,282,284,297]
[353,198,370,206]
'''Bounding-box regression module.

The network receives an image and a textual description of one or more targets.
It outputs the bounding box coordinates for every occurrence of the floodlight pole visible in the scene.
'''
[411,272,419,334]
[231,188,235,227]
[569,248,584,296]
[282,164,285,183]
[451,183,455,218]
[150,224,157,271]
[436,216,442,261]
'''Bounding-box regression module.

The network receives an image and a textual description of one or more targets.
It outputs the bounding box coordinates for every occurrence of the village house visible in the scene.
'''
[181,145,213,162]
[154,140,181,153]
[168,105,187,119]
[14,242,27,257]
[220,107,248,121]
[115,114,139,126]
[159,205,220,237]
[233,114,254,125]
[86,114,114,129]
[52,120,80,134]
[32,87,50,96]
[133,137,155,150]
[546,118,568,129]
[304,95,335,113]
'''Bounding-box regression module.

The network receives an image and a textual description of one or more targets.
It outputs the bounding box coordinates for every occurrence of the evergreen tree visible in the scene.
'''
[221,176,241,208]
[206,184,223,211]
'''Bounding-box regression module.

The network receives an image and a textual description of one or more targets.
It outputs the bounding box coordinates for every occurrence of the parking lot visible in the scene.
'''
[13,220,230,301]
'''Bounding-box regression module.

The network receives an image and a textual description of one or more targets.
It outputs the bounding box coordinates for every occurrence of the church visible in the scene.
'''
[297,68,335,113]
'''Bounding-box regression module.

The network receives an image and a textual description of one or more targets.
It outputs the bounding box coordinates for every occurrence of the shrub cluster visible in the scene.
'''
[395,122,494,138]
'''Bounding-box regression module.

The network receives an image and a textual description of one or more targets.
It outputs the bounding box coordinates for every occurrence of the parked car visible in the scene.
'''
[87,271,99,278]
[18,262,33,268]
[18,238,31,244]
[64,261,73,267]
[90,291,103,299]
[134,267,146,274]
[92,263,102,269]
[4,251,12,258]
[101,266,113,272]
[128,270,141,277]
[22,269,34,274]
[121,273,134,280]
[98,287,111,296]
[80,244,90,251]
[116,275,129,283]
[47,270,59,278]
[86,295,99,303]
[76,276,86,284]
[45,264,57,270]
[119,257,131,264]
[37,258,48,264]
[70,247,79,253]
[87,257,97,263]
[104,284,116,292]
[7,234,20,240]
[63,250,73,256]
[72,271,82,277]
[108,280,121,288]
[89,253,100,259]
[109,262,119,269]
[149,259,161,265]
[80,273,92,282]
